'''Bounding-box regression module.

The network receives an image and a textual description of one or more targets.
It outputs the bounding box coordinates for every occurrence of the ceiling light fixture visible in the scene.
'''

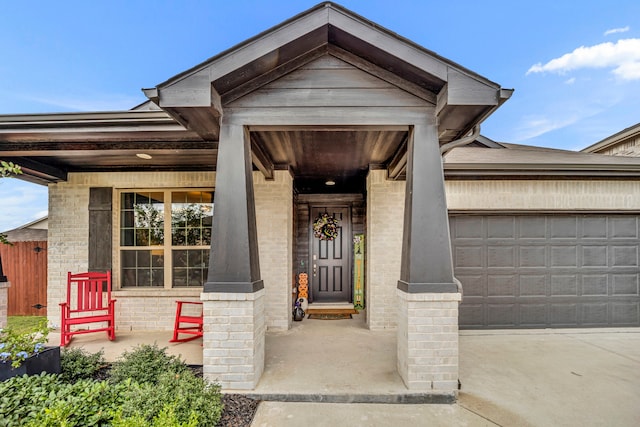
[136,153,152,160]
[325,179,336,186]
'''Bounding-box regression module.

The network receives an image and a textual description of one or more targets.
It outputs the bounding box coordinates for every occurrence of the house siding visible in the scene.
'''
[445,180,640,211]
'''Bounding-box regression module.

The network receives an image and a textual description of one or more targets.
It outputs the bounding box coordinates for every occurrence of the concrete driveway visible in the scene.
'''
[252,328,640,426]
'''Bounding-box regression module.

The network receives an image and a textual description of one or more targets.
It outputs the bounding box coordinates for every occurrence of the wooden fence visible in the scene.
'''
[0,240,48,316]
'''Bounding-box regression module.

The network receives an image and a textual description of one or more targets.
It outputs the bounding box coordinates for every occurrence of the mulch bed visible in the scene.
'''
[189,365,260,427]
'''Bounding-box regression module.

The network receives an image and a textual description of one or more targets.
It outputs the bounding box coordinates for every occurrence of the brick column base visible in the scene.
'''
[0,282,10,329]
[201,289,265,390]
[397,290,461,393]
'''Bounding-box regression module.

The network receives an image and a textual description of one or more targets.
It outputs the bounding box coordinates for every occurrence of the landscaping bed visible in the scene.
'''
[0,345,259,427]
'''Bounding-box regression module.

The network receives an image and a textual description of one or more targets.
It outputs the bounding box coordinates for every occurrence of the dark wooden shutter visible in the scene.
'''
[88,187,113,273]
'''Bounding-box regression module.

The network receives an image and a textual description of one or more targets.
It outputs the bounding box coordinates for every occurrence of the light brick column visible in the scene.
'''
[397,290,461,392]
[0,282,9,329]
[201,289,265,390]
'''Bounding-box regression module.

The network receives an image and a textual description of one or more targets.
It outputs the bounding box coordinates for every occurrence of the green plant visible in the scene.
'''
[113,402,199,427]
[0,318,50,368]
[109,343,188,385]
[119,370,221,427]
[60,348,106,382]
[0,373,131,427]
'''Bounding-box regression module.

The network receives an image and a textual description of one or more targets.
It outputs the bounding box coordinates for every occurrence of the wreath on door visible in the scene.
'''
[313,213,340,241]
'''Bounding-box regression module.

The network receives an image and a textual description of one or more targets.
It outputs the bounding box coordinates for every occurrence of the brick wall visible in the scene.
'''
[366,170,405,330]
[254,171,293,331]
[47,170,293,331]
[397,290,461,392]
[202,290,265,390]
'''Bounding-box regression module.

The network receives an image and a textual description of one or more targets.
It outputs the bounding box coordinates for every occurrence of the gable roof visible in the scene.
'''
[147,2,512,144]
[581,122,640,156]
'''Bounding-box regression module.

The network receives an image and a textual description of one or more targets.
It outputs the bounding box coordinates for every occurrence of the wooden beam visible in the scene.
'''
[220,45,328,105]
[387,135,408,180]
[329,46,437,105]
[250,134,275,180]
[0,140,215,153]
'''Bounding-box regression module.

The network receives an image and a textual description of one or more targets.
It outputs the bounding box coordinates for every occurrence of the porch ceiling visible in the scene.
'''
[252,127,408,192]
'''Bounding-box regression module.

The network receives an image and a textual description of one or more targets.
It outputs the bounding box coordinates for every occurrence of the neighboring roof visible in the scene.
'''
[444,143,640,177]
[1,216,48,241]
[581,122,640,154]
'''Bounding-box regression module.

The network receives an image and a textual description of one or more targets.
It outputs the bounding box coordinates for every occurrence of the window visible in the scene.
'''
[120,190,213,288]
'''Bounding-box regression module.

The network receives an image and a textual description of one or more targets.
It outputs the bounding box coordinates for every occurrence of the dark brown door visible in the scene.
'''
[310,206,351,302]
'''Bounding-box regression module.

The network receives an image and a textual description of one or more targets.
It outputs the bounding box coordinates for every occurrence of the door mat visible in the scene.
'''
[307,313,352,320]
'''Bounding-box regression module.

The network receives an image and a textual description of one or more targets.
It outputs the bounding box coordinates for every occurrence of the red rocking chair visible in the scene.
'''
[170,301,203,343]
[59,271,116,347]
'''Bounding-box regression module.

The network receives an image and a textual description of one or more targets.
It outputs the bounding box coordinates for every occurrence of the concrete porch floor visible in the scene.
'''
[49,317,640,426]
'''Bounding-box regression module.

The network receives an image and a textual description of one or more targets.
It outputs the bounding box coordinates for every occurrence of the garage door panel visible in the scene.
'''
[582,246,608,267]
[518,217,547,239]
[582,217,608,238]
[487,274,516,297]
[550,217,578,238]
[488,246,515,268]
[611,302,639,325]
[581,274,609,296]
[581,303,608,325]
[551,246,578,267]
[550,303,578,326]
[611,217,638,239]
[457,274,484,296]
[459,304,484,328]
[551,275,578,296]
[519,246,546,267]
[455,246,484,268]
[453,217,484,239]
[487,216,516,239]
[487,304,516,327]
[520,304,547,326]
[519,274,547,296]
[452,214,640,328]
[612,274,639,296]
[611,246,638,267]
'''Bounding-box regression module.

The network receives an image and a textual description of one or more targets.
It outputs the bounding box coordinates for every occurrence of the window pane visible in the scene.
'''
[171,191,213,247]
[121,192,165,246]
[121,250,164,287]
[172,249,209,287]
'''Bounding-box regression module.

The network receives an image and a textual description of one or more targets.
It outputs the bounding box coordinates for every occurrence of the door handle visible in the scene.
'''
[313,263,317,276]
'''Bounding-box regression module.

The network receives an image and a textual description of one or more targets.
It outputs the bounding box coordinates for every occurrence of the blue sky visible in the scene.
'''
[1,0,640,232]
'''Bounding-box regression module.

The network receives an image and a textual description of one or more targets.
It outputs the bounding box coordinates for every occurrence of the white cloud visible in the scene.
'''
[23,93,143,112]
[565,77,576,84]
[0,180,48,232]
[604,26,630,36]
[512,115,580,142]
[526,38,640,80]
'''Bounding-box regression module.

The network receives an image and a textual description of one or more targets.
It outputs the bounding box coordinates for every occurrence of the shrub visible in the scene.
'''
[113,403,199,427]
[60,348,106,382]
[0,373,131,427]
[109,344,188,385]
[119,370,222,427]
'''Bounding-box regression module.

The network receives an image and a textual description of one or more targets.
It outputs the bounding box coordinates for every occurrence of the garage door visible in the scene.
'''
[450,215,640,328]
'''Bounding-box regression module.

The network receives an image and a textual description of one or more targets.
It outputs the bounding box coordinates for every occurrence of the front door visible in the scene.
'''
[310,206,351,302]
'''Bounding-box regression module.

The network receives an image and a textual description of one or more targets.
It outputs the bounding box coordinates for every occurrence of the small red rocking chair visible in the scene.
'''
[59,271,116,347]
[170,301,203,343]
